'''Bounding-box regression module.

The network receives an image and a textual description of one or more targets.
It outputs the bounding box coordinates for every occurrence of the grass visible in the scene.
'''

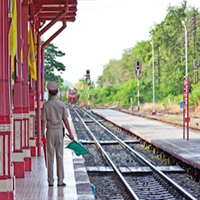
[139,102,182,114]
[142,146,169,164]
[160,117,183,122]
[163,156,168,164]
[142,146,152,152]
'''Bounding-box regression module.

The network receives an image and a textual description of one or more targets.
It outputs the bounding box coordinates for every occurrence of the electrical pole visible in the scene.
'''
[182,19,190,140]
[193,13,199,83]
[157,51,160,85]
[151,41,156,115]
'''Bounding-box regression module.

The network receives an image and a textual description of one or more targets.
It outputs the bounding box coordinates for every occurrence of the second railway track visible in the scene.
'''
[69,105,199,200]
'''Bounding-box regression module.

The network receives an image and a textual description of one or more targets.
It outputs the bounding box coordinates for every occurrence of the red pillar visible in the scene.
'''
[29,23,37,156]
[41,48,44,101]
[29,23,36,156]
[29,79,36,156]
[36,34,42,156]
[0,0,14,199]
[12,0,25,178]
[22,2,31,171]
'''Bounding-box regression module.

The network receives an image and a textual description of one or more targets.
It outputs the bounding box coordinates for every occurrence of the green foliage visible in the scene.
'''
[41,40,68,102]
[58,85,69,103]
[77,1,200,108]
[43,41,66,83]
[190,83,200,107]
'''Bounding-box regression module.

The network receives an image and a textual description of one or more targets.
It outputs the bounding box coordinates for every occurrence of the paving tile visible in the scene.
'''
[15,144,78,200]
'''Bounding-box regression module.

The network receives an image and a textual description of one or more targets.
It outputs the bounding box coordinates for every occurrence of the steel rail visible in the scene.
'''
[78,107,197,200]
[72,106,139,200]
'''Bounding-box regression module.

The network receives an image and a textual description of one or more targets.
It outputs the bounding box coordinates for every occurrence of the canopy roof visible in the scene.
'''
[29,0,77,30]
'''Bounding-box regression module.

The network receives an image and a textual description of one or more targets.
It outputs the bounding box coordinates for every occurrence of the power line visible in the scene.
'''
[189,14,200,19]
[162,23,199,53]
[159,55,183,67]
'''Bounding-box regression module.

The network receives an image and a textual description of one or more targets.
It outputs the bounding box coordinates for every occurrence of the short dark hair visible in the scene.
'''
[49,90,58,96]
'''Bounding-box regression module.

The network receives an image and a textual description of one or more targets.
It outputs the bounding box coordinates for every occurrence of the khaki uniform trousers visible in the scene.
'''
[46,128,64,185]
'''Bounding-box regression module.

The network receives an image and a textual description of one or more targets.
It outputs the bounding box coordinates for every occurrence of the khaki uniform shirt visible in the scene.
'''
[41,96,68,129]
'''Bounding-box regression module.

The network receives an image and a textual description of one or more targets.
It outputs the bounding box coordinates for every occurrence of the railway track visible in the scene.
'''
[69,105,197,200]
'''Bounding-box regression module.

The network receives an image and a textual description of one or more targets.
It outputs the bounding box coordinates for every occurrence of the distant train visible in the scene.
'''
[67,87,78,104]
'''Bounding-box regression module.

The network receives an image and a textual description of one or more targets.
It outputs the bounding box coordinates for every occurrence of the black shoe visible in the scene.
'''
[58,183,66,187]
[49,184,53,187]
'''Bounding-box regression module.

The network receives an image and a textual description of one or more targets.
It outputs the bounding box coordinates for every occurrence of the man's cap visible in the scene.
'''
[47,81,59,91]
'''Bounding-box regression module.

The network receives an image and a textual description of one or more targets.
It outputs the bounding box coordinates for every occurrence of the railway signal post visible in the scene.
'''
[183,76,190,140]
[131,98,133,111]
[151,41,156,115]
[135,60,141,111]
[86,70,90,109]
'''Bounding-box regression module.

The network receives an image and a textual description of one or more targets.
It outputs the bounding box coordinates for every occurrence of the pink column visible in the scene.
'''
[0,0,14,199]
[29,23,36,156]
[36,33,42,156]
[41,48,44,101]
[12,0,25,178]
[22,1,31,171]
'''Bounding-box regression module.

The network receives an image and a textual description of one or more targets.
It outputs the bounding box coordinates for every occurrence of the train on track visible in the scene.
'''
[67,87,78,104]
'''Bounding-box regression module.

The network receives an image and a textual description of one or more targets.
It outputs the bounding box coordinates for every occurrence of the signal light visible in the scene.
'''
[137,61,140,69]
[135,59,141,74]
[86,70,90,80]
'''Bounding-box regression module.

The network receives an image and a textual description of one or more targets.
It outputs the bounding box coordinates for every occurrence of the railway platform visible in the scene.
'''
[14,116,95,200]
[92,109,200,172]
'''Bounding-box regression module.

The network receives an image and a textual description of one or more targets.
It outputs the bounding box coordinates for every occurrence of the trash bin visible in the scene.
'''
[180,101,184,108]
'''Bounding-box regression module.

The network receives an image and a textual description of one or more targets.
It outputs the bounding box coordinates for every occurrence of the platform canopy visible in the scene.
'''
[29,0,77,30]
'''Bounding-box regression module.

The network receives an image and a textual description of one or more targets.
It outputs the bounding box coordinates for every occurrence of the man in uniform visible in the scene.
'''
[41,81,74,187]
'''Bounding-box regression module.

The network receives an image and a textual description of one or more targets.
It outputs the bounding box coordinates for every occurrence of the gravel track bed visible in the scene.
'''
[69,107,90,122]
[89,172,132,200]
[83,109,103,120]
[100,121,137,140]
[125,174,181,200]
[128,143,168,166]
[166,173,200,199]
[82,144,109,166]
[69,107,200,199]
[102,144,145,167]
[74,122,92,141]
[73,108,93,120]
[87,123,114,141]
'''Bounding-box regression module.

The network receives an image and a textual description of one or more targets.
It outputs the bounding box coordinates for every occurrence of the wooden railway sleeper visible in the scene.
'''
[189,167,195,176]
[194,169,200,182]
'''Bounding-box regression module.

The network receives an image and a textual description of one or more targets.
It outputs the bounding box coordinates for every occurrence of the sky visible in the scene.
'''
[43,0,200,85]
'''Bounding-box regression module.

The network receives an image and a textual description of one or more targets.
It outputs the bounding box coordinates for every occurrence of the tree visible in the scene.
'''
[77,1,200,107]
[96,75,104,88]
[43,41,66,84]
